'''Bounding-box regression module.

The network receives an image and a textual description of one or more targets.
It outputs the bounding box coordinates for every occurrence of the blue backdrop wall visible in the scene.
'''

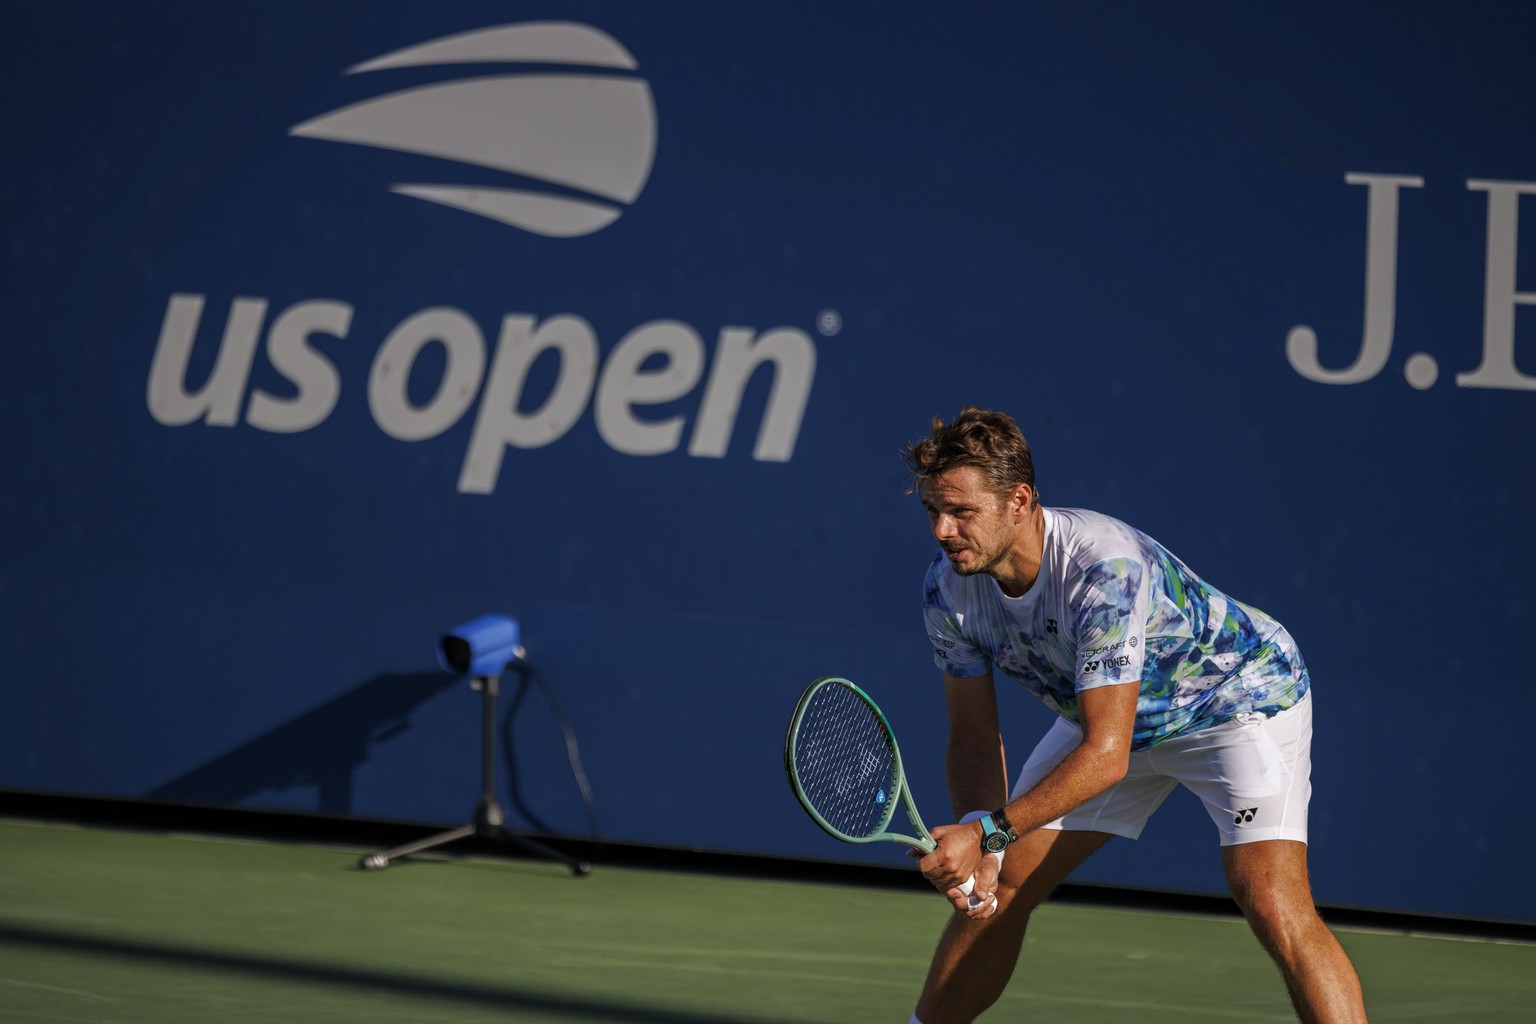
[4,2,1533,923]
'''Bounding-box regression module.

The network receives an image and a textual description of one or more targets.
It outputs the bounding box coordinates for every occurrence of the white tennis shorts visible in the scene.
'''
[1011,692,1313,846]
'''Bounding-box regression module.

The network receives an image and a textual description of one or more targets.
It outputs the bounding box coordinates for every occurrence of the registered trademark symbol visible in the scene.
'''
[816,309,842,337]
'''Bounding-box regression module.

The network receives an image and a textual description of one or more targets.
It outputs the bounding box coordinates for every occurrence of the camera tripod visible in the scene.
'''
[359,672,590,875]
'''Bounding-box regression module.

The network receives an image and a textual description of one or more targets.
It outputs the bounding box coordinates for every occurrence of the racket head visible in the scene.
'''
[784,676,930,849]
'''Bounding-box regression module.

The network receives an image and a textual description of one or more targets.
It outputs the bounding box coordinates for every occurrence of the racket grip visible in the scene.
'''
[956,875,996,912]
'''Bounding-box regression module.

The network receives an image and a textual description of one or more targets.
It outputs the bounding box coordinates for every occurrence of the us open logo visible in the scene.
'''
[291,21,657,237]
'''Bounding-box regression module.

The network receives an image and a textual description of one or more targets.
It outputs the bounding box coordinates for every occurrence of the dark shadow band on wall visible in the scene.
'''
[4,788,1533,944]
[147,672,461,813]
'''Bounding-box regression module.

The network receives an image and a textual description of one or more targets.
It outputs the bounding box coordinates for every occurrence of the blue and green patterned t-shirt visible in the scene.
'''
[923,507,1309,750]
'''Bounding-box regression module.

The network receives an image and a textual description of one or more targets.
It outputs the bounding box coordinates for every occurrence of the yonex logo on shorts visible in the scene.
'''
[291,21,658,237]
[1234,807,1258,825]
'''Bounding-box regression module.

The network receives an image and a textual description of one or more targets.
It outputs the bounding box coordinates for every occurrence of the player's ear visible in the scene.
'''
[1010,484,1032,517]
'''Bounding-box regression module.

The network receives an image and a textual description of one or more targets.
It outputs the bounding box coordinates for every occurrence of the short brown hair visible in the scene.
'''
[901,406,1039,507]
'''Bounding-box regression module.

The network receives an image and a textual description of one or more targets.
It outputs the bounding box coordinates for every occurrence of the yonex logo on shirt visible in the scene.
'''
[1234,807,1258,824]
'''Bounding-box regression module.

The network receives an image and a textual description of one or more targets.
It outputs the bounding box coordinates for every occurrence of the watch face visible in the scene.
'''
[982,833,1008,853]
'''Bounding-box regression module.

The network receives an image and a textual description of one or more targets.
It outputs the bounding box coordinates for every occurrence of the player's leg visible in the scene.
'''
[1223,838,1367,1023]
[1170,694,1368,1022]
[912,826,1110,1024]
[912,719,1178,1024]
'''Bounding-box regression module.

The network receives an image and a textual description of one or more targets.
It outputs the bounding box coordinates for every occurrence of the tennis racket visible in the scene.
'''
[784,676,991,910]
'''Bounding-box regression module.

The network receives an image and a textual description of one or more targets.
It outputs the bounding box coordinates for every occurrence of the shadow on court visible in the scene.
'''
[0,920,821,1024]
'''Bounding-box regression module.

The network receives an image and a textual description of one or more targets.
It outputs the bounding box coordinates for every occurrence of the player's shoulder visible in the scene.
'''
[922,550,990,610]
[1047,506,1151,565]
[922,549,957,601]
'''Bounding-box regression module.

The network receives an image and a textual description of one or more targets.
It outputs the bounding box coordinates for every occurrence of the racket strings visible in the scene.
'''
[792,683,901,840]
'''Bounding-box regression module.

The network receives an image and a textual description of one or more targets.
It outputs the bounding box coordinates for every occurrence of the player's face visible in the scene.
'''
[921,466,1015,577]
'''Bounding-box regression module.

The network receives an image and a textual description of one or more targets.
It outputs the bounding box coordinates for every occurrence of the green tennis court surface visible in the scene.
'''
[1,818,1530,1023]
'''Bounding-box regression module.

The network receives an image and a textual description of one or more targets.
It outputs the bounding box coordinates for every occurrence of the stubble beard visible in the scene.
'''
[946,538,1007,579]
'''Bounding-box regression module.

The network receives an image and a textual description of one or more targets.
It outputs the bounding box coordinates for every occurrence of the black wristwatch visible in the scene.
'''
[978,808,1019,854]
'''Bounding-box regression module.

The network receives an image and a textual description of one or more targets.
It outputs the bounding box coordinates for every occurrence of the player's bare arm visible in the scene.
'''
[941,671,1009,819]
[915,672,1013,902]
[921,680,1137,902]
[1001,679,1136,827]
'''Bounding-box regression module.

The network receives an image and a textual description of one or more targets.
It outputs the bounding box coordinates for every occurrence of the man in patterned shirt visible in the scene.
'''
[903,407,1367,1024]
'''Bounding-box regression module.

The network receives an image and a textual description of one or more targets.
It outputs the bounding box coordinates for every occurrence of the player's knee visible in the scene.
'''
[1235,887,1322,955]
[994,875,1047,917]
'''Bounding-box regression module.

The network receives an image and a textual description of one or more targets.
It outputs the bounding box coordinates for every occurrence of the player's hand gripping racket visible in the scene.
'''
[784,676,994,912]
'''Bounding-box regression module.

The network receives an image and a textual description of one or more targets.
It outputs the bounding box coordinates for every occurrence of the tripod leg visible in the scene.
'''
[493,828,592,876]
[359,670,595,877]
[358,823,476,871]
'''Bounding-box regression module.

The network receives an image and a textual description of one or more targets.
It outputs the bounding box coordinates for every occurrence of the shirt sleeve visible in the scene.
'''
[922,556,992,678]
[1070,556,1148,690]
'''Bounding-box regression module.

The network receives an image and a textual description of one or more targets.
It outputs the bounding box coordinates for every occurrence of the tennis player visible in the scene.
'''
[901,407,1368,1024]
